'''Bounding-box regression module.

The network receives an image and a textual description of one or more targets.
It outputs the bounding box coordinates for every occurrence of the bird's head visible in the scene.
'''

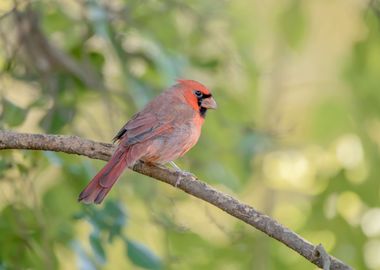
[177,79,217,118]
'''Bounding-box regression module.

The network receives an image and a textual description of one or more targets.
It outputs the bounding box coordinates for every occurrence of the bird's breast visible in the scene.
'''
[141,119,202,164]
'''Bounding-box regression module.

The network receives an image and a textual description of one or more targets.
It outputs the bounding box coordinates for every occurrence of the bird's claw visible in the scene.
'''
[174,170,195,187]
[175,175,182,187]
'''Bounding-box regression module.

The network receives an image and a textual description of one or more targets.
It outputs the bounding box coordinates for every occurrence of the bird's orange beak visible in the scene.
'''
[201,96,217,109]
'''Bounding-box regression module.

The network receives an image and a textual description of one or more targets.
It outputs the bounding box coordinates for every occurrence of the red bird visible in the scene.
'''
[78,80,217,204]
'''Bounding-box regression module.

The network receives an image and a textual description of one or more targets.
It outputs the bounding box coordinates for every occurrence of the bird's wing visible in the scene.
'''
[113,111,174,146]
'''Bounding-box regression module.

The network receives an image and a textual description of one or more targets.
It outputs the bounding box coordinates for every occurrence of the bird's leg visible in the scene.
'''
[139,160,168,170]
[169,161,181,171]
[168,161,195,187]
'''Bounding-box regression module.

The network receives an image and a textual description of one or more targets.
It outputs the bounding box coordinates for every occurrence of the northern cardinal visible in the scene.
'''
[78,79,217,204]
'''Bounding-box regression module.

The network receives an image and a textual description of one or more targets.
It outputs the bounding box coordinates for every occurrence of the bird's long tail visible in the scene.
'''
[78,148,129,204]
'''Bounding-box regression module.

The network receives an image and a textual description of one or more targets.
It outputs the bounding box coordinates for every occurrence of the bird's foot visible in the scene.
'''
[152,161,195,187]
[174,170,195,187]
[155,163,169,170]
[140,160,168,170]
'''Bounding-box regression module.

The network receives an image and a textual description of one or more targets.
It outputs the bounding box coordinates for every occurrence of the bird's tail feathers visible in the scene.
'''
[78,148,128,204]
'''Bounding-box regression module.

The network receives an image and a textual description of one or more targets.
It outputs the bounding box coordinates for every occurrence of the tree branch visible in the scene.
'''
[0,130,352,270]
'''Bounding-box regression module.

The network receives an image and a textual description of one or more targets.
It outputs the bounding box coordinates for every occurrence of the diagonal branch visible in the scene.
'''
[0,130,352,270]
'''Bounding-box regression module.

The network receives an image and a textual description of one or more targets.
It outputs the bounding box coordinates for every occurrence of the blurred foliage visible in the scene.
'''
[0,0,380,269]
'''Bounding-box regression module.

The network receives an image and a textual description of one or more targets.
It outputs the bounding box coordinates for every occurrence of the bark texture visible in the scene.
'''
[0,130,352,270]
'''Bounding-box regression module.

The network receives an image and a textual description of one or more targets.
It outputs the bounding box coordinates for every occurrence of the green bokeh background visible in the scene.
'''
[0,0,380,269]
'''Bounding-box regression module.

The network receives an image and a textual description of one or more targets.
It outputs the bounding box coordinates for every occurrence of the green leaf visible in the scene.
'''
[277,0,307,49]
[0,205,58,269]
[89,232,106,264]
[1,99,27,127]
[88,51,105,70]
[39,106,74,133]
[77,200,127,241]
[104,200,127,242]
[0,159,11,177]
[125,239,162,270]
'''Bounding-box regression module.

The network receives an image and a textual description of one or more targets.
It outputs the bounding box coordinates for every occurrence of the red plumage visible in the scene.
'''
[78,80,217,204]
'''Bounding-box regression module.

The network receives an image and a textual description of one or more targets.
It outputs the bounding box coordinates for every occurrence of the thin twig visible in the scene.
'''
[0,130,352,270]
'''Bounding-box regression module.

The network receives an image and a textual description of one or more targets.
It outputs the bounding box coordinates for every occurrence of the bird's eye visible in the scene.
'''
[194,90,202,98]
